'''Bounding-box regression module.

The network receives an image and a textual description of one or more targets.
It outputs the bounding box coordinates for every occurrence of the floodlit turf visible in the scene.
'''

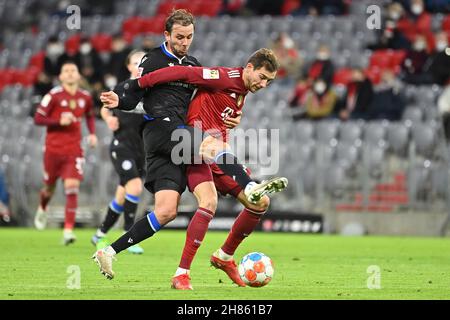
[0,228,449,300]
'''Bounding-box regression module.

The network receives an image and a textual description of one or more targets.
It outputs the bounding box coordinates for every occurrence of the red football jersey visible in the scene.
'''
[138,66,248,141]
[35,86,95,156]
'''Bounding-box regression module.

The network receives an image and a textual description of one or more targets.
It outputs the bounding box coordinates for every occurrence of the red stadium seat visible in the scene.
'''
[442,15,450,32]
[369,50,393,70]
[90,34,112,52]
[29,51,45,72]
[141,15,166,35]
[333,68,353,86]
[65,34,81,54]
[122,17,144,42]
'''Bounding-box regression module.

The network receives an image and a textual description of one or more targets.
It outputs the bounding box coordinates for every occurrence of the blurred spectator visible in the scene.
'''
[44,36,65,78]
[291,0,347,16]
[78,37,105,85]
[336,68,374,120]
[289,78,337,121]
[438,84,450,142]
[270,32,303,84]
[421,31,450,85]
[106,34,132,86]
[220,0,246,15]
[400,34,430,84]
[244,0,284,15]
[368,2,411,50]
[305,45,335,87]
[0,168,11,223]
[396,0,434,49]
[141,36,156,53]
[368,70,406,120]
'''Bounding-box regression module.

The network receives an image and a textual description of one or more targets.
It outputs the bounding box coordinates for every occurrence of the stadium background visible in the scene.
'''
[0,0,449,237]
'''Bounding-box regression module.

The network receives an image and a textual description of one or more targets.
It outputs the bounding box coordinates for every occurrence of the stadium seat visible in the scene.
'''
[336,142,359,170]
[402,107,424,124]
[339,121,363,145]
[316,120,340,145]
[293,120,314,143]
[411,123,437,158]
[387,122,410,157]
[364,121,387,147]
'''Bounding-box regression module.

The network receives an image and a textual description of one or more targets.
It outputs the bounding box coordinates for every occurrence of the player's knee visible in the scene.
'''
[198,197,218,213]
[154,207,177,224]
[125,179,143,195]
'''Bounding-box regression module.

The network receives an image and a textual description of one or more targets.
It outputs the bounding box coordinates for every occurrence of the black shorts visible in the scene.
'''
[142,117,202,194]
[110,143,145,186]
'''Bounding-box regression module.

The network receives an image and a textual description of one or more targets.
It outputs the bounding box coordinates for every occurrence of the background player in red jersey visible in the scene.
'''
[33,61,98,245]
[104,49,283,289]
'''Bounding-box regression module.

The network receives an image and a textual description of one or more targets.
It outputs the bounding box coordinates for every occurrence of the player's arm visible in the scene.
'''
[34,93,74,127]
[136,66,232,91]
[100,79,145,110]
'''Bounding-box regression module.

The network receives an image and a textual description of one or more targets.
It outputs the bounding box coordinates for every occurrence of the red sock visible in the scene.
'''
[179,207,214,270]
[221,208,265,256]
[39,189,52,210]
[64,188,78,230]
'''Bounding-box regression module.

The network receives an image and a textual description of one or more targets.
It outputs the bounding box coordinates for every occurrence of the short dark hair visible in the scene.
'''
[247,48,279,73]
[60,60,78,72]
[165,9,195,33]
[125,49,145,66]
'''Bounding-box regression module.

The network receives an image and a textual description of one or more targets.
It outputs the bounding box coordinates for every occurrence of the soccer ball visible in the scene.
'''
[238,252,274,287]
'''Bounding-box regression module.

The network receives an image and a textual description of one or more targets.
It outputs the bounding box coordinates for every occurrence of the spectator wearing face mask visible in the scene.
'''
[396,0,433,50]
[336,68,374,121]
[270,32,303,84]
[400,34,431,84]
[305,45,335,87]
[422,31,450,85]
[289,78,337,121]
[368,70,406,121]
[368,2,411,50]
[44,36,65,78]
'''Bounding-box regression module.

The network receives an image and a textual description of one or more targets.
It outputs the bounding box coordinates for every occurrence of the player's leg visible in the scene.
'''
[35,151,60,230]
[93,174,183,280]
[92,185,125,249]
[219,192,270,259]
[199,135,288,203]
[62,178,80,245]
[172,164,217,290]
[123,177,144,254]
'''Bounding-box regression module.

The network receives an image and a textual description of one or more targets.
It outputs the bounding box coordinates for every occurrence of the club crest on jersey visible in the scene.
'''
[69,99,76,110]
[203,69,220,80]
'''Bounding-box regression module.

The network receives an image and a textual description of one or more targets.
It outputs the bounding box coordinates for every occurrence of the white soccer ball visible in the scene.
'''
[238,252,274,287]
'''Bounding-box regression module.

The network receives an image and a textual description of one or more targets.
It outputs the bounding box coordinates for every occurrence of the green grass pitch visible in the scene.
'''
[0,228,449,300]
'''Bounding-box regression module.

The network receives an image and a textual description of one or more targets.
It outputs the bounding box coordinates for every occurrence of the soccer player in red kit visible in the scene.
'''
[33,61,98,245]
[130,48,282,289]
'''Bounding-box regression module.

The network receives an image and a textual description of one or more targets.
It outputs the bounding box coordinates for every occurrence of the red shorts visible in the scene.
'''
[43,151,84,185]
[186,163,250,198]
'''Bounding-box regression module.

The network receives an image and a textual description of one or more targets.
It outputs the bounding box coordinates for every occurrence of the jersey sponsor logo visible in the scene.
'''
[227,70,240,78]
[202,69,220,80]
[221,107,234,121]
[41,94,52,107]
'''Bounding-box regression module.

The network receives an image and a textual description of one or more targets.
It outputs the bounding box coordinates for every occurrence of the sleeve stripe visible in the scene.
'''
[36,109,47,116]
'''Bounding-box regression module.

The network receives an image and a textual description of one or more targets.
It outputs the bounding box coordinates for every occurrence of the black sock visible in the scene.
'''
[111,211,160,254]
[215,152,253,189]
[123,196,139,231]
[100,200,123,234]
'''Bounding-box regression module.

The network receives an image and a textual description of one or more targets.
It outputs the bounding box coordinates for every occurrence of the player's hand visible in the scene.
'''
[87,134,98,148]
[60,113,75,126]
[224,111,242,129]
[100,91,119,109]
[106,116,120,131]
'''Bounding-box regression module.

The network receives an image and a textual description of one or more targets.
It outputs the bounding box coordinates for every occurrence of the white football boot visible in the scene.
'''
[34,206,48,230]
[92,247,116,280]
[244,177,289,204]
